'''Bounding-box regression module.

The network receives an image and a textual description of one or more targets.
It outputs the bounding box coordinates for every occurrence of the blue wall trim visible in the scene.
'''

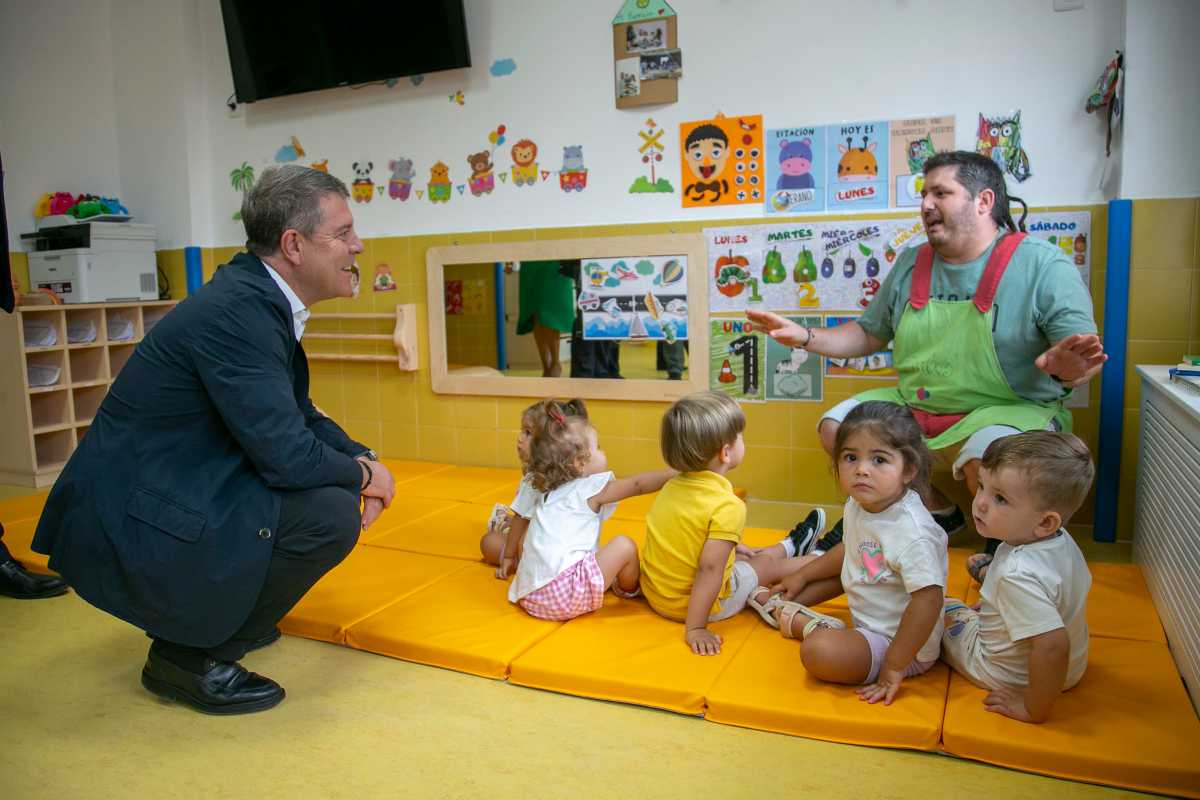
[494,261,506,371]
[184,246,203,295]
[1093,198,1132,542]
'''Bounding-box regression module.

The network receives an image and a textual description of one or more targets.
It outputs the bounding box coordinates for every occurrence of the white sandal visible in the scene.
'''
[747,587,782,628]
[773,599,845,640]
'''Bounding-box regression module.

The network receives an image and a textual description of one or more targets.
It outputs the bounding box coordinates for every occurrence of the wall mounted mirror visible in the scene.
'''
[426,234,709,401]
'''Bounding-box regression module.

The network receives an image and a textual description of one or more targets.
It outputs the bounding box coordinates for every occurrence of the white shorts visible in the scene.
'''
[709,560,758,622]
[820,398,1060,480]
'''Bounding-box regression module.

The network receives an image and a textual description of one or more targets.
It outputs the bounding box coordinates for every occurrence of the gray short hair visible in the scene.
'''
[241,165,349,257]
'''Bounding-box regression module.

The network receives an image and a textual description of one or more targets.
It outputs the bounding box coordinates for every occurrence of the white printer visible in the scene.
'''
[21,222,158,303]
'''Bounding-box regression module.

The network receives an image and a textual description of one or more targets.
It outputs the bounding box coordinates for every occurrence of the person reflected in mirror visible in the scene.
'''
[516,260,575,377]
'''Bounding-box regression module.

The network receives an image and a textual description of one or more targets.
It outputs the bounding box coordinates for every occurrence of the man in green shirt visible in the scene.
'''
[748,152,1106,574]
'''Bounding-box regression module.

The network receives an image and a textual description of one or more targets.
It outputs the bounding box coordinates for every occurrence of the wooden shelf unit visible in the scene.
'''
[0,300,177,487]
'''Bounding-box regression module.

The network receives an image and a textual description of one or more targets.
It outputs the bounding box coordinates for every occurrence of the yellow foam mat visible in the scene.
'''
[0,517,52,574]
[508,598,758,715]
[706,625,951,751]
[282,546,468,644]
[0,490,51,525]
[366,502,494,560]
[400,466,522,502]
[358,497,465,544]
[963,561,1165,644]
[941,637,1200,797]
[381,458,455,485]
[343,562,561,679]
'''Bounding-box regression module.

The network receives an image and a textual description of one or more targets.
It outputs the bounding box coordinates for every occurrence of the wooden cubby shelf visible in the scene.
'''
[1,300,177,487]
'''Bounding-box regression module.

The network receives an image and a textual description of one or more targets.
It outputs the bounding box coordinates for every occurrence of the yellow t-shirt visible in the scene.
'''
[640,470,746,621]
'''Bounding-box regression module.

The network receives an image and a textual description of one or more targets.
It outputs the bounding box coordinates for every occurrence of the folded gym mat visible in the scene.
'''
[399,465,522,502]
[365,502,494,560]
[0,490,50,525]
[940,637,1200,798]
[0,517,52,574]
[379,458,455,486]
[962,561,1165,644]
[705,625,950,751]
[343,562,561,679]
[281,546,469,644]
[508,597,759,715]
[358,497,465,545]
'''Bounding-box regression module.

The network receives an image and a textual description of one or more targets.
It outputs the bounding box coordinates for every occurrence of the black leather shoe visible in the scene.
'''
[141,648,285,715]
[245,627,282,652]
[0,558,69,599]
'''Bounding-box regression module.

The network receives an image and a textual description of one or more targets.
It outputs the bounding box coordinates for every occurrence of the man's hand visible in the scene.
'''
[360,496,384,531]
[983,686,1036,722]
[857,665,905,705]
[686,626,723,656]
[359,459,396,506]
[745,309,809,348]
[1035,333,1107,388]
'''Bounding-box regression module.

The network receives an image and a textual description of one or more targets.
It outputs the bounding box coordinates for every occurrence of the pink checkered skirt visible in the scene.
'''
[518,554,606,621]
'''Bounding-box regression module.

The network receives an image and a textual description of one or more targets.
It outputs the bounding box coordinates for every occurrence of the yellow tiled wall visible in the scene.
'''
[1117,197,1200,537]
[14,198,1193,539]
[444,262,498,368]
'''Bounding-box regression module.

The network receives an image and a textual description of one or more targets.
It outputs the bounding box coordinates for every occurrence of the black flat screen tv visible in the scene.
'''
[221,0,470,103]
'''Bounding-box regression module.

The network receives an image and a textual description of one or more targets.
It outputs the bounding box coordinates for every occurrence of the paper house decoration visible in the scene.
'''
[612,0,679,110]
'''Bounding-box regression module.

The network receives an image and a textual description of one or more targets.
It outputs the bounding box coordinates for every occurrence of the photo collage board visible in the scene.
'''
[704,212,1093,406]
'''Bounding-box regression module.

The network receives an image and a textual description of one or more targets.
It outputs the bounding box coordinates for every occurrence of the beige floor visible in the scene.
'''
[1,590,1147,799]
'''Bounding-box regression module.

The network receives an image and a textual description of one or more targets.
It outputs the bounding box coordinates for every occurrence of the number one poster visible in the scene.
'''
[827,120,889,211]
[710,319,764,401]
[765,316,823,401]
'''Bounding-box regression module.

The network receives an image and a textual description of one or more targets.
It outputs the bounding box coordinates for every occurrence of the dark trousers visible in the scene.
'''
[155,486,360,663]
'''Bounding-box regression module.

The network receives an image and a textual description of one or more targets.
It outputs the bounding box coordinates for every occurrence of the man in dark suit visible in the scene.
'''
[33,165,396,714]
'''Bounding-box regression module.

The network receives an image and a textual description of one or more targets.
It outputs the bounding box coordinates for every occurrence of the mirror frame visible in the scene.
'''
[426,234,709,401]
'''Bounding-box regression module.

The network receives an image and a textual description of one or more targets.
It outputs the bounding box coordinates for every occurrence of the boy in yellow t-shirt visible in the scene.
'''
[642,391,820,655]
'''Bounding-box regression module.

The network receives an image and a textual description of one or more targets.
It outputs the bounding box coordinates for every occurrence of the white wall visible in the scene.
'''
[1,0,123,246]
[7,0,1188,251]
[1121,0,1200,199]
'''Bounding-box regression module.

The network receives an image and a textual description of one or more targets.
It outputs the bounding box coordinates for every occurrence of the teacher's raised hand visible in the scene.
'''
[745,309,812,348]
[1035,333,1108,388]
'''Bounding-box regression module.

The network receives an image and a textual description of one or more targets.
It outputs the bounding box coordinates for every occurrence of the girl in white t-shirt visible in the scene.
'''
[479,398,588,579]
[506,400,675,621]
[761,401,948,704]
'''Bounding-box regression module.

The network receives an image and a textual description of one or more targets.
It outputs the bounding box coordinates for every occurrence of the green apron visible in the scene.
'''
[854,233,1070,450]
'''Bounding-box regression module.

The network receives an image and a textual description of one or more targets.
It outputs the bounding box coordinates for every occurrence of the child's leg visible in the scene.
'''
[940,597,994,688]
[800,627,873,685]
[746,553,843,607]
[595,535,639,595]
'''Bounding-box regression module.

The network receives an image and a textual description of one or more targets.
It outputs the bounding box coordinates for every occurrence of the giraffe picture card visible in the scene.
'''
[888,115,955,207]
[765,315,824,401]
[825,120,889,211]
[680,114,765,208]
[764,126,826,215]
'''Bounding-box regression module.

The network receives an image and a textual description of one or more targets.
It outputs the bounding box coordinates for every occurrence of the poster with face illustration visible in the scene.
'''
[764,126,826,215]
[889,115,955,208]
[680,114,765,208]
[826,120,889,211]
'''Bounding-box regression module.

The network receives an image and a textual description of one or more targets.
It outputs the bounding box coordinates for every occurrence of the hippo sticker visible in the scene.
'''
[765,126,825,214]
